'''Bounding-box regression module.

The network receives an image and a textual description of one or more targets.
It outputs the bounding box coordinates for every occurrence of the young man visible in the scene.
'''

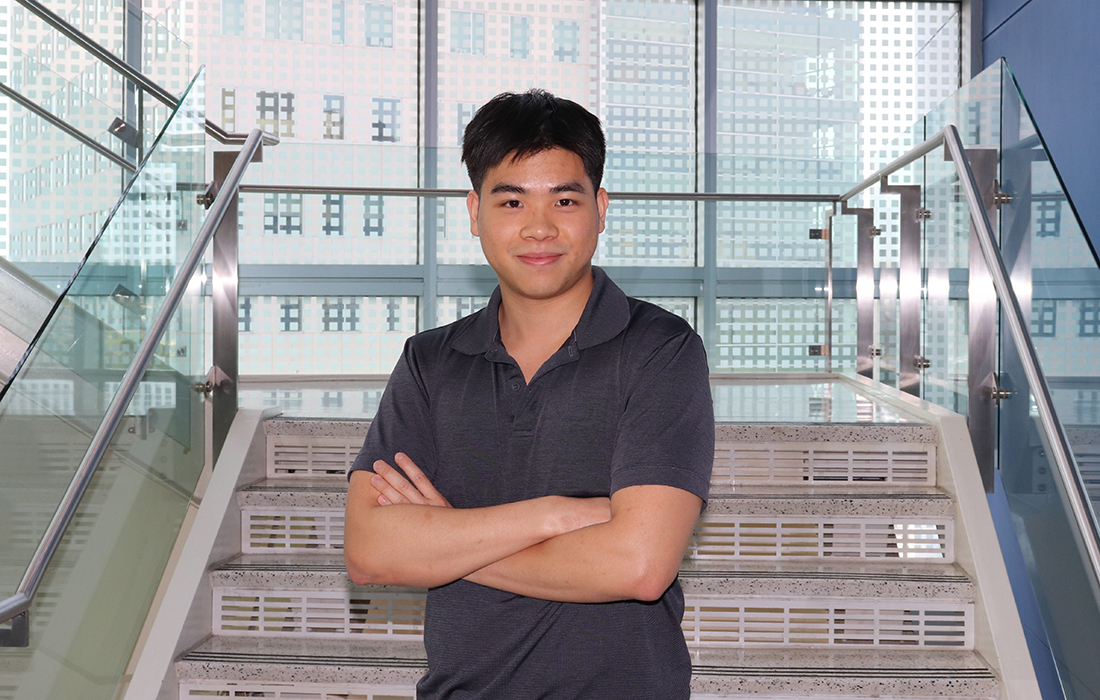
[345,89,714,699]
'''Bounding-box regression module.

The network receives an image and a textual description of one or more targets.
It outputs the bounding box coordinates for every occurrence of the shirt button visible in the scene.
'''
[568,346,576,357]
[511,382,520,391]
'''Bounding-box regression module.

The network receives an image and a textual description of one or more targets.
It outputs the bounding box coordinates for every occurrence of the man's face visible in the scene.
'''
[467,148,608,306]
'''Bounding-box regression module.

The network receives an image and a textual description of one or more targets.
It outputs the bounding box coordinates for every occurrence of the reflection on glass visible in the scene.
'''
[0,69,207,700]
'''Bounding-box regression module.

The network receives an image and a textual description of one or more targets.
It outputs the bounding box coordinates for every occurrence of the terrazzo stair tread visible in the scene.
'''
[175,635,427,686]
[210,554,971,599]
[265,418,371,438]
[176,636,996,697]
[714,422,936,444]
[239,482,954,511]
[704,489,953,516]
[689,648,997,698]
[239,478,347,509]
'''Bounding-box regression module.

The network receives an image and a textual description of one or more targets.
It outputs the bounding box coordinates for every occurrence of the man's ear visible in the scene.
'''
[596,188,609,234]
[466,190,481,237]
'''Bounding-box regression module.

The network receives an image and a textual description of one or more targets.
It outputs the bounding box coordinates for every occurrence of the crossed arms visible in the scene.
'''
[343,452,703,603]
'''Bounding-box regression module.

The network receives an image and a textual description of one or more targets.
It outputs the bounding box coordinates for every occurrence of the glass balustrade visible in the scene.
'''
[0,68,207,700]
[839,59,1100,700]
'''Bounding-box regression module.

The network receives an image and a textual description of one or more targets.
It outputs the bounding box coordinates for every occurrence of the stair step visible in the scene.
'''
[208,557,974,650]
[713,424,937,489]
[239,484,955,561]
[176,637,996,699]
[262,420,940,489]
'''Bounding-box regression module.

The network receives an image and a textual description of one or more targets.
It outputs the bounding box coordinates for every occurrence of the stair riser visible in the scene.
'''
[267,435,938,488]
[241,508,954,562]
[211,588,974,650]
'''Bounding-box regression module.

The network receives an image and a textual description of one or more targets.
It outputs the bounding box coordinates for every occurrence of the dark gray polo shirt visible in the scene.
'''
[350,266,714,699]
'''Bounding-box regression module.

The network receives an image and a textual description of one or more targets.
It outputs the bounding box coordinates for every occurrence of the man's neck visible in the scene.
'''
[497,270,594,381]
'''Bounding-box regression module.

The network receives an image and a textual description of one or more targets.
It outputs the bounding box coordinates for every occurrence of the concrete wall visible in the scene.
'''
[982,0,1100,249]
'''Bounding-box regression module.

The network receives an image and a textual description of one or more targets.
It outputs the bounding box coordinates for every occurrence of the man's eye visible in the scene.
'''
[503,200,521,208]
[557,198,575,206]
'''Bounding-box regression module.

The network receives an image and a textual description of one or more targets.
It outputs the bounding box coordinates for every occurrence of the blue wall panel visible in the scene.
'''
[984,0,1100,250]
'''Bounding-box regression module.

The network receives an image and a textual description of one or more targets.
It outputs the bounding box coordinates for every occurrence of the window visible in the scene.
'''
[364,195,384,235]
[322,391,344,409]
[221,89,236,132]
[386,297,401,331]
[553,20,579,63]
[1080,300,1100,338]
[365,2,394,48]
[256,91,296,137]
[265,0,303,41]
[280,298,302,332]
[264,193,303,235]
[323,195,344,236]
[323,94,345,140]
[263,390,303,409]
[371,98,400,142]
[223,0,245,37]
[322,297,361,331]
[457,102,479,145]
[332,0,346,44]
[510,16,530,59]
[239,296,253,333]
[1036,198,1061,238]
[451,11,485,55]
[1031,300,1056,338]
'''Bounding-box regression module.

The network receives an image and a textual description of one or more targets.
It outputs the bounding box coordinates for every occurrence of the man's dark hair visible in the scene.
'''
[462,89,606,194]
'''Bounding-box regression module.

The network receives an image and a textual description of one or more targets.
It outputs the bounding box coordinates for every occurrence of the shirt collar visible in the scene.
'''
[450,266,630,356]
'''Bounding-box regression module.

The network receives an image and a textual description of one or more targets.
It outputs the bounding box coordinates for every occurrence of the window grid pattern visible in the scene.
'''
[1080,300,1100,338]
[364,196,385,236]
[332,0,346,44]
[1032,300,1057,338]
[264,194,303,235]
[1036,198,1061,238]
[239,296,253,333]
[553,20,579,62]
[223,0,245,37]
[372,98,400,142]
[257,91,296,137]
[451,11,485,55]
[324,94,345,140]
[222,88,236,132]
[510,16,530,59]
[280,298,303,332]
[323,297,362,332]
[265,0,304,40]
[323,195,344,236]
[365,2,394,47]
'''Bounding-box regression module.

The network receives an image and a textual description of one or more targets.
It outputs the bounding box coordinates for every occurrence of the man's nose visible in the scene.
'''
[522,207,558,240]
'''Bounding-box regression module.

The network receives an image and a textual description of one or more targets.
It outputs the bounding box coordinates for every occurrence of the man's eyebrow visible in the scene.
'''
[489,183,526,195]
[550,181,588,195]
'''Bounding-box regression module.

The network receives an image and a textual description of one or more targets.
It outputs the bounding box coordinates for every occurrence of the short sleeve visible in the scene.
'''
[348,339,439,482]
[608,328,714,504]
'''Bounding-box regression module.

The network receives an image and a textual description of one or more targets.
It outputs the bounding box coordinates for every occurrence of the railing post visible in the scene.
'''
[843,203,877,378]
[211,146,261,463]
[948,147,999,493]
[878,179,924,396]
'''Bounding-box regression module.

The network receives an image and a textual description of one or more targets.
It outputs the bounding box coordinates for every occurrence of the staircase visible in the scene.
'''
[149,378,1034,699]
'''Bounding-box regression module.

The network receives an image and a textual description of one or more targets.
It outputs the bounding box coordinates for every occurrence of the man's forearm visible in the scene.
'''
[465,485,702,603]
[344,470,610,588]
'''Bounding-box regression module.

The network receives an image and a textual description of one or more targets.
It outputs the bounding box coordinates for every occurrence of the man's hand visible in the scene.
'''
[370,453,452,507]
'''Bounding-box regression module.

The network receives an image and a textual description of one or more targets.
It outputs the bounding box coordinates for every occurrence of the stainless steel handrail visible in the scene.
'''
[841,124,1100,592]
[0,129,266,628]
[239,184,842,202]
[14,0,279,147]
[0,81,137,172]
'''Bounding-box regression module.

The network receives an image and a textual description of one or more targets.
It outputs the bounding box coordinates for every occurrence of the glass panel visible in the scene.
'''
[714,298,829,372]
[0,69,207,700]
[141,9,195,144]
[3,48,133,279]
[996,60,1100,700]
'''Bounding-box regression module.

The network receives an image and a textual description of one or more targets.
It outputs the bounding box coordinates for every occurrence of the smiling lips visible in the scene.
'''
[517,252,564,266]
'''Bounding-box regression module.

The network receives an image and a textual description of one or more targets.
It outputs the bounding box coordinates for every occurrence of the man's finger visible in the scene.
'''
[372,460,425,505]
[394,453,451,507]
